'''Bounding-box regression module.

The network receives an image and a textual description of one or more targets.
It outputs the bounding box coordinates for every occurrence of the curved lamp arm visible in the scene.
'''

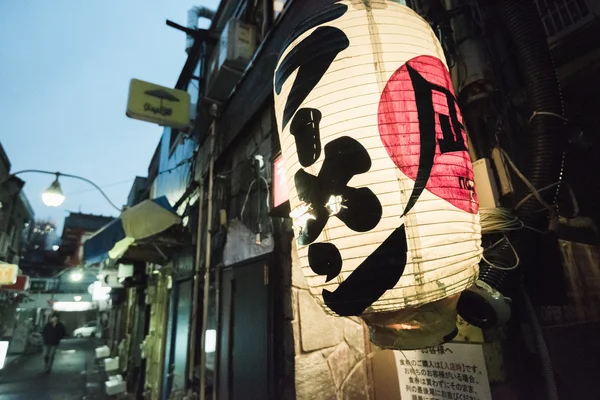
[6,169,122,212]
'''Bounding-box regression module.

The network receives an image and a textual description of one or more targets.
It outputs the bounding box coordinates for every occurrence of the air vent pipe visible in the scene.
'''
[186,6,216,53]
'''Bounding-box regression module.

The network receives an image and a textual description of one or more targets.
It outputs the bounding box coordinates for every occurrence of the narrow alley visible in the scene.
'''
[0,338,104,400]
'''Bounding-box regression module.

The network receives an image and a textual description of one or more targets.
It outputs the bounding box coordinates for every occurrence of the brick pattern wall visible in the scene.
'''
[291,239,373,400]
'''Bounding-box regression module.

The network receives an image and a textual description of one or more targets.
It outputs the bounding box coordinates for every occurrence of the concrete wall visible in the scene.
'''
[290,239,373,400]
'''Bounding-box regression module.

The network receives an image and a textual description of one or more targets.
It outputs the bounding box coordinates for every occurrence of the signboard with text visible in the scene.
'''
[126,79,191,129]
[29,279,49,292]
[395,343,492,400]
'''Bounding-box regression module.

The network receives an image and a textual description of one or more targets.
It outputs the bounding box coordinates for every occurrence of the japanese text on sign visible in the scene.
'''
[395,343,491,400]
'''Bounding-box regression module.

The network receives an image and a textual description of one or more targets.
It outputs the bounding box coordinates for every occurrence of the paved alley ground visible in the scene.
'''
[0,338,103,400]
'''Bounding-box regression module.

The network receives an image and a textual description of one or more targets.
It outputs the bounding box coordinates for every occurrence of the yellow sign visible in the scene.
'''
[0,264,18,285]
[126,79,191,129]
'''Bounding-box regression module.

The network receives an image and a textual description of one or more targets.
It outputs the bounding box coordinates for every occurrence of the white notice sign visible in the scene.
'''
[395,342,492,400]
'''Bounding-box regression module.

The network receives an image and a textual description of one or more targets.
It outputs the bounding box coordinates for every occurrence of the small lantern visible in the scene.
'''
[274,0,482,349]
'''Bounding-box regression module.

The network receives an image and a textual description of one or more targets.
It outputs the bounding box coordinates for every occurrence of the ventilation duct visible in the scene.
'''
[186,6,216,52]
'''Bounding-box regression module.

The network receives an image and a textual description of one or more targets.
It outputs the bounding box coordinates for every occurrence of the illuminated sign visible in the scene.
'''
[126,79,191,129]
[52,301,94,312]
[0,264,18,285]
[273,155,288,208]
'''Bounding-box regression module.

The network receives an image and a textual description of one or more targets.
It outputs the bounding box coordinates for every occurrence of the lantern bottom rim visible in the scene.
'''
[361,294,460,351]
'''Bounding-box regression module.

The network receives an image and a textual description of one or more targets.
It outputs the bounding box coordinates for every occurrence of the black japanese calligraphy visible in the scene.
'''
[308,242,342,282]
[402,62,468,216]
[321,224,408,316]
[290,108,322,167]
[379,56,477,216]
[295,136,382,245]
[274,25,349,129]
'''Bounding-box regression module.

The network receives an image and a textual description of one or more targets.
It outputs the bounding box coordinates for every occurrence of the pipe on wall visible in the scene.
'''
[199,121,217,400]
[187,182,205,385]
[458,0,567,327]
[187,6,217,53]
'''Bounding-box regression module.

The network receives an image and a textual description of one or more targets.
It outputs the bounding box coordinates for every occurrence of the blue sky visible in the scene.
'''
[0,0,219,232]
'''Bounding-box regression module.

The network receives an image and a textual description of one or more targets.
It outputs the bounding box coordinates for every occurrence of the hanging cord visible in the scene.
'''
[481,235,520,271]
[497,147,579,218]
[529,111,568,125]
[498,148,555,213]
[240,176,271,224]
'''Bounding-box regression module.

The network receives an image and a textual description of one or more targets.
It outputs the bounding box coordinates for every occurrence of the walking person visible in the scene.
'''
[42,312,67,373]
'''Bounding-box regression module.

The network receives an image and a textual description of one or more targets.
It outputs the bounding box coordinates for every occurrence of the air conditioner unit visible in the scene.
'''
[0,232,9,257]
[205,19,257,102]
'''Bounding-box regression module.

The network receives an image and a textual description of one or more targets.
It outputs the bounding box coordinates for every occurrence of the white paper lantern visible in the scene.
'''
[274,0,482,346]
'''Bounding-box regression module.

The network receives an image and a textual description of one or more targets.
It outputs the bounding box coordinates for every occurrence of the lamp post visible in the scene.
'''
[1,170,122,212]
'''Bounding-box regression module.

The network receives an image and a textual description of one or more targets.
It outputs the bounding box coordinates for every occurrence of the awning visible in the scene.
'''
[83,196,182,266]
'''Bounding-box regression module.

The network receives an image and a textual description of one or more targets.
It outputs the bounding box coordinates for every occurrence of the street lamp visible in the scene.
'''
[1,170,122,212]
[41,176,65,207]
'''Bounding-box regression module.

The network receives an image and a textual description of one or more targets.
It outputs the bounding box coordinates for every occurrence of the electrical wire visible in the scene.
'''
[65,179,134,196]
[498,147,555,213]
[480,207,523,234]
[481,235,520,271]
[497,147,579,217]
[240,176,270,221]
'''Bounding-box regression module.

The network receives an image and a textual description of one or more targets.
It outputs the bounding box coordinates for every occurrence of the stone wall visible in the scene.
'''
[291,240,373,400]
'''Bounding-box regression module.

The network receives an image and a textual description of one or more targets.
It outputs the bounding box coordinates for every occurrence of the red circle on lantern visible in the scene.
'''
[378,55,478,214]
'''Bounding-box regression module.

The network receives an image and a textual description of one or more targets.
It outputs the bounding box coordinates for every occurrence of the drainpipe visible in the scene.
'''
[199,121,216,400]
[458,0,567,327]
[186,6,216,53]
[188,181,205,385]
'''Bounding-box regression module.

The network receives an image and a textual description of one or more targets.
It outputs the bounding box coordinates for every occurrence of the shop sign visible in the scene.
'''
[29,279,48,292]
[1,275,30,291]
[126,79,191,129]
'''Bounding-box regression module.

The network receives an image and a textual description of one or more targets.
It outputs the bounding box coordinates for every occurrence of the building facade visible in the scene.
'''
[0,142,34,267]
[84,1,600,399]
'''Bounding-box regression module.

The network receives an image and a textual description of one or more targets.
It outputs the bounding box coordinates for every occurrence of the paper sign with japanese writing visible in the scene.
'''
[395,342,492,400]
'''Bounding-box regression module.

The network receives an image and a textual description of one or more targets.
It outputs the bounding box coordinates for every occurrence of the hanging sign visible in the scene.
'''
[273,0,482,337]
[1,275,30,292]
[29,279,49,292]
[126,79,191,129]
[0,263,18,285]
[395,343,492,400]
